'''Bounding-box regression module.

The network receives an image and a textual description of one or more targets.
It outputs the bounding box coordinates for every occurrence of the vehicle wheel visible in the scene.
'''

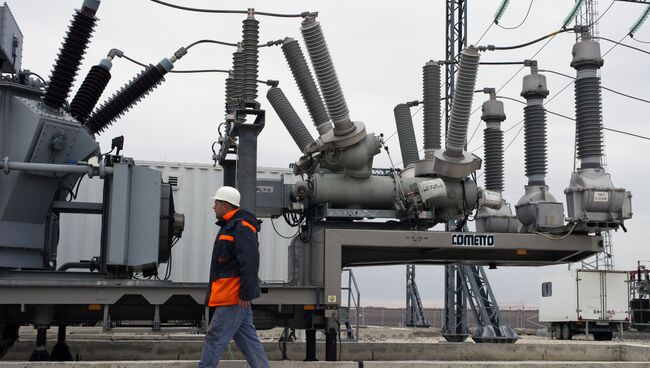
[593,331,613,341]
[553,324,563,340]
[561,323,573,340]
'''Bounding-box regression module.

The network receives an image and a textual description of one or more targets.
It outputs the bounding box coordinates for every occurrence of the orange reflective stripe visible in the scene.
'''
[241,220,257,233]
[222,209,239,221]
[208,277,240,307]
[219,234,234,242]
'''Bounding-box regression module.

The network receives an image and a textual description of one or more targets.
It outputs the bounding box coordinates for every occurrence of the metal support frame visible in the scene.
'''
[460,265,518,343]
[340,268,361,340]
[443,0,470,342]
[405,264,430,327]
[445,0,467,131]
[442,264,469,341]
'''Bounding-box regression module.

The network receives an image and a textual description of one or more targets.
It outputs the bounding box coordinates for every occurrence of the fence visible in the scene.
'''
[348,306,544,330]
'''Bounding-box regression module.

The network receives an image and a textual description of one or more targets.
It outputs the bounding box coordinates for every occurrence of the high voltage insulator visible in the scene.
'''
[301,16,354,136]
[520,63,549,185]
[281,37,331,135]
[446,47,480,158]
[241,11,259,104]
[422,61,442,153]
[70,58,111,122]
[494,0,510,23]
[85,59,173,134]
[267,87,315,153]
[481,96,506,192]
[43,1,100,110]
[393,103,420,168]
[630,5,650,37]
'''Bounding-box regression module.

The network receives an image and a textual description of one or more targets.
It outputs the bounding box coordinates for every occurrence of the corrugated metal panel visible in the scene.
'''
[57,161,295,283]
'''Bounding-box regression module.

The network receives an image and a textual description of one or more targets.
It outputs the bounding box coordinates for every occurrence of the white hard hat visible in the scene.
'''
[213,186,240,207]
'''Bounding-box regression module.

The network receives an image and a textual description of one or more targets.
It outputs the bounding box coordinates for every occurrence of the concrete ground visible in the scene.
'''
[2,326,650,367]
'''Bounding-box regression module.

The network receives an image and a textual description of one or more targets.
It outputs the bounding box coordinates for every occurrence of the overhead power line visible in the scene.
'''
[495,0,535,30]
[149,0,314,18]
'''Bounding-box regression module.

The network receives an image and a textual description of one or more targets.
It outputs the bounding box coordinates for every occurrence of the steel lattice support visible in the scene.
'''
[405,265,431,327]
[442,0,469,342]
[460,265,519,343]
[444,0,467,131]
[442,264,469,341]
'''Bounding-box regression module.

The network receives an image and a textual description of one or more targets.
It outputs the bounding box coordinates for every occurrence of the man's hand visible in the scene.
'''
[239,299,251,308]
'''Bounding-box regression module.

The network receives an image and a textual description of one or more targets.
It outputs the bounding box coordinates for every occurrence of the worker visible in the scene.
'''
[199,186,270,368]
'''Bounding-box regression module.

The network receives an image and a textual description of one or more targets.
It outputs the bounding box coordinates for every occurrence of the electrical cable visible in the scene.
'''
[170,69,230,74]
[25,71,47,85]
[466,3,616,145]
[594,36,650,55]
[630,35,650,44]
[536,223,578,240]
[149,0,312,18]
[539,69,650,104]
[495,0,534,30]
[480,28,572,51]
[271,216,301,239]
[475,22,495,46]
[119,52,230,74]
[185,39,238,49]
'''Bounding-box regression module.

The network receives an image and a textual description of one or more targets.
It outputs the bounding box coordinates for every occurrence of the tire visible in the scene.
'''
[561,323,573,340]
[553,324,563,340]
[593,331,613,341]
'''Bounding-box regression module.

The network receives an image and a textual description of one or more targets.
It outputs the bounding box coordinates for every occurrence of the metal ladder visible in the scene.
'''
[340,268,361,340]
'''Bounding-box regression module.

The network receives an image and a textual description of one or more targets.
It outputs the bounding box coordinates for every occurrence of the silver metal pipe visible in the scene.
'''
[1,158,113,176]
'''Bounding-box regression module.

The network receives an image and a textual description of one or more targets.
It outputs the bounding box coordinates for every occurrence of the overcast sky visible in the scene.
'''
[7,0,650,308]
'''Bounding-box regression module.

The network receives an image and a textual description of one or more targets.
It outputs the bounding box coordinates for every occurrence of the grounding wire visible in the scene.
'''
[149,0,313,18]
[495,0,534,30]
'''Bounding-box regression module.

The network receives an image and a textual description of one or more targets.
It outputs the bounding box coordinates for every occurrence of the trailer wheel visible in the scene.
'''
[561,323,573,340]
[593,331,613,341]
[0,323,20,359]
[553,324,563,340]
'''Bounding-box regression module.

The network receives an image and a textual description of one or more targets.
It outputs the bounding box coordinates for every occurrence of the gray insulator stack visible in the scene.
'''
[301,17,355,136]
[445,47,480,157]
[571,40,604,169]
[523,104,547,183]
[267,87,315,153]
[224,71,235,114]
[241,12,259,104]
[520,69,550,185]
[281,37,332,135]
[393,104,420,168]
[422,61,442,153]
[481,98,506,192]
